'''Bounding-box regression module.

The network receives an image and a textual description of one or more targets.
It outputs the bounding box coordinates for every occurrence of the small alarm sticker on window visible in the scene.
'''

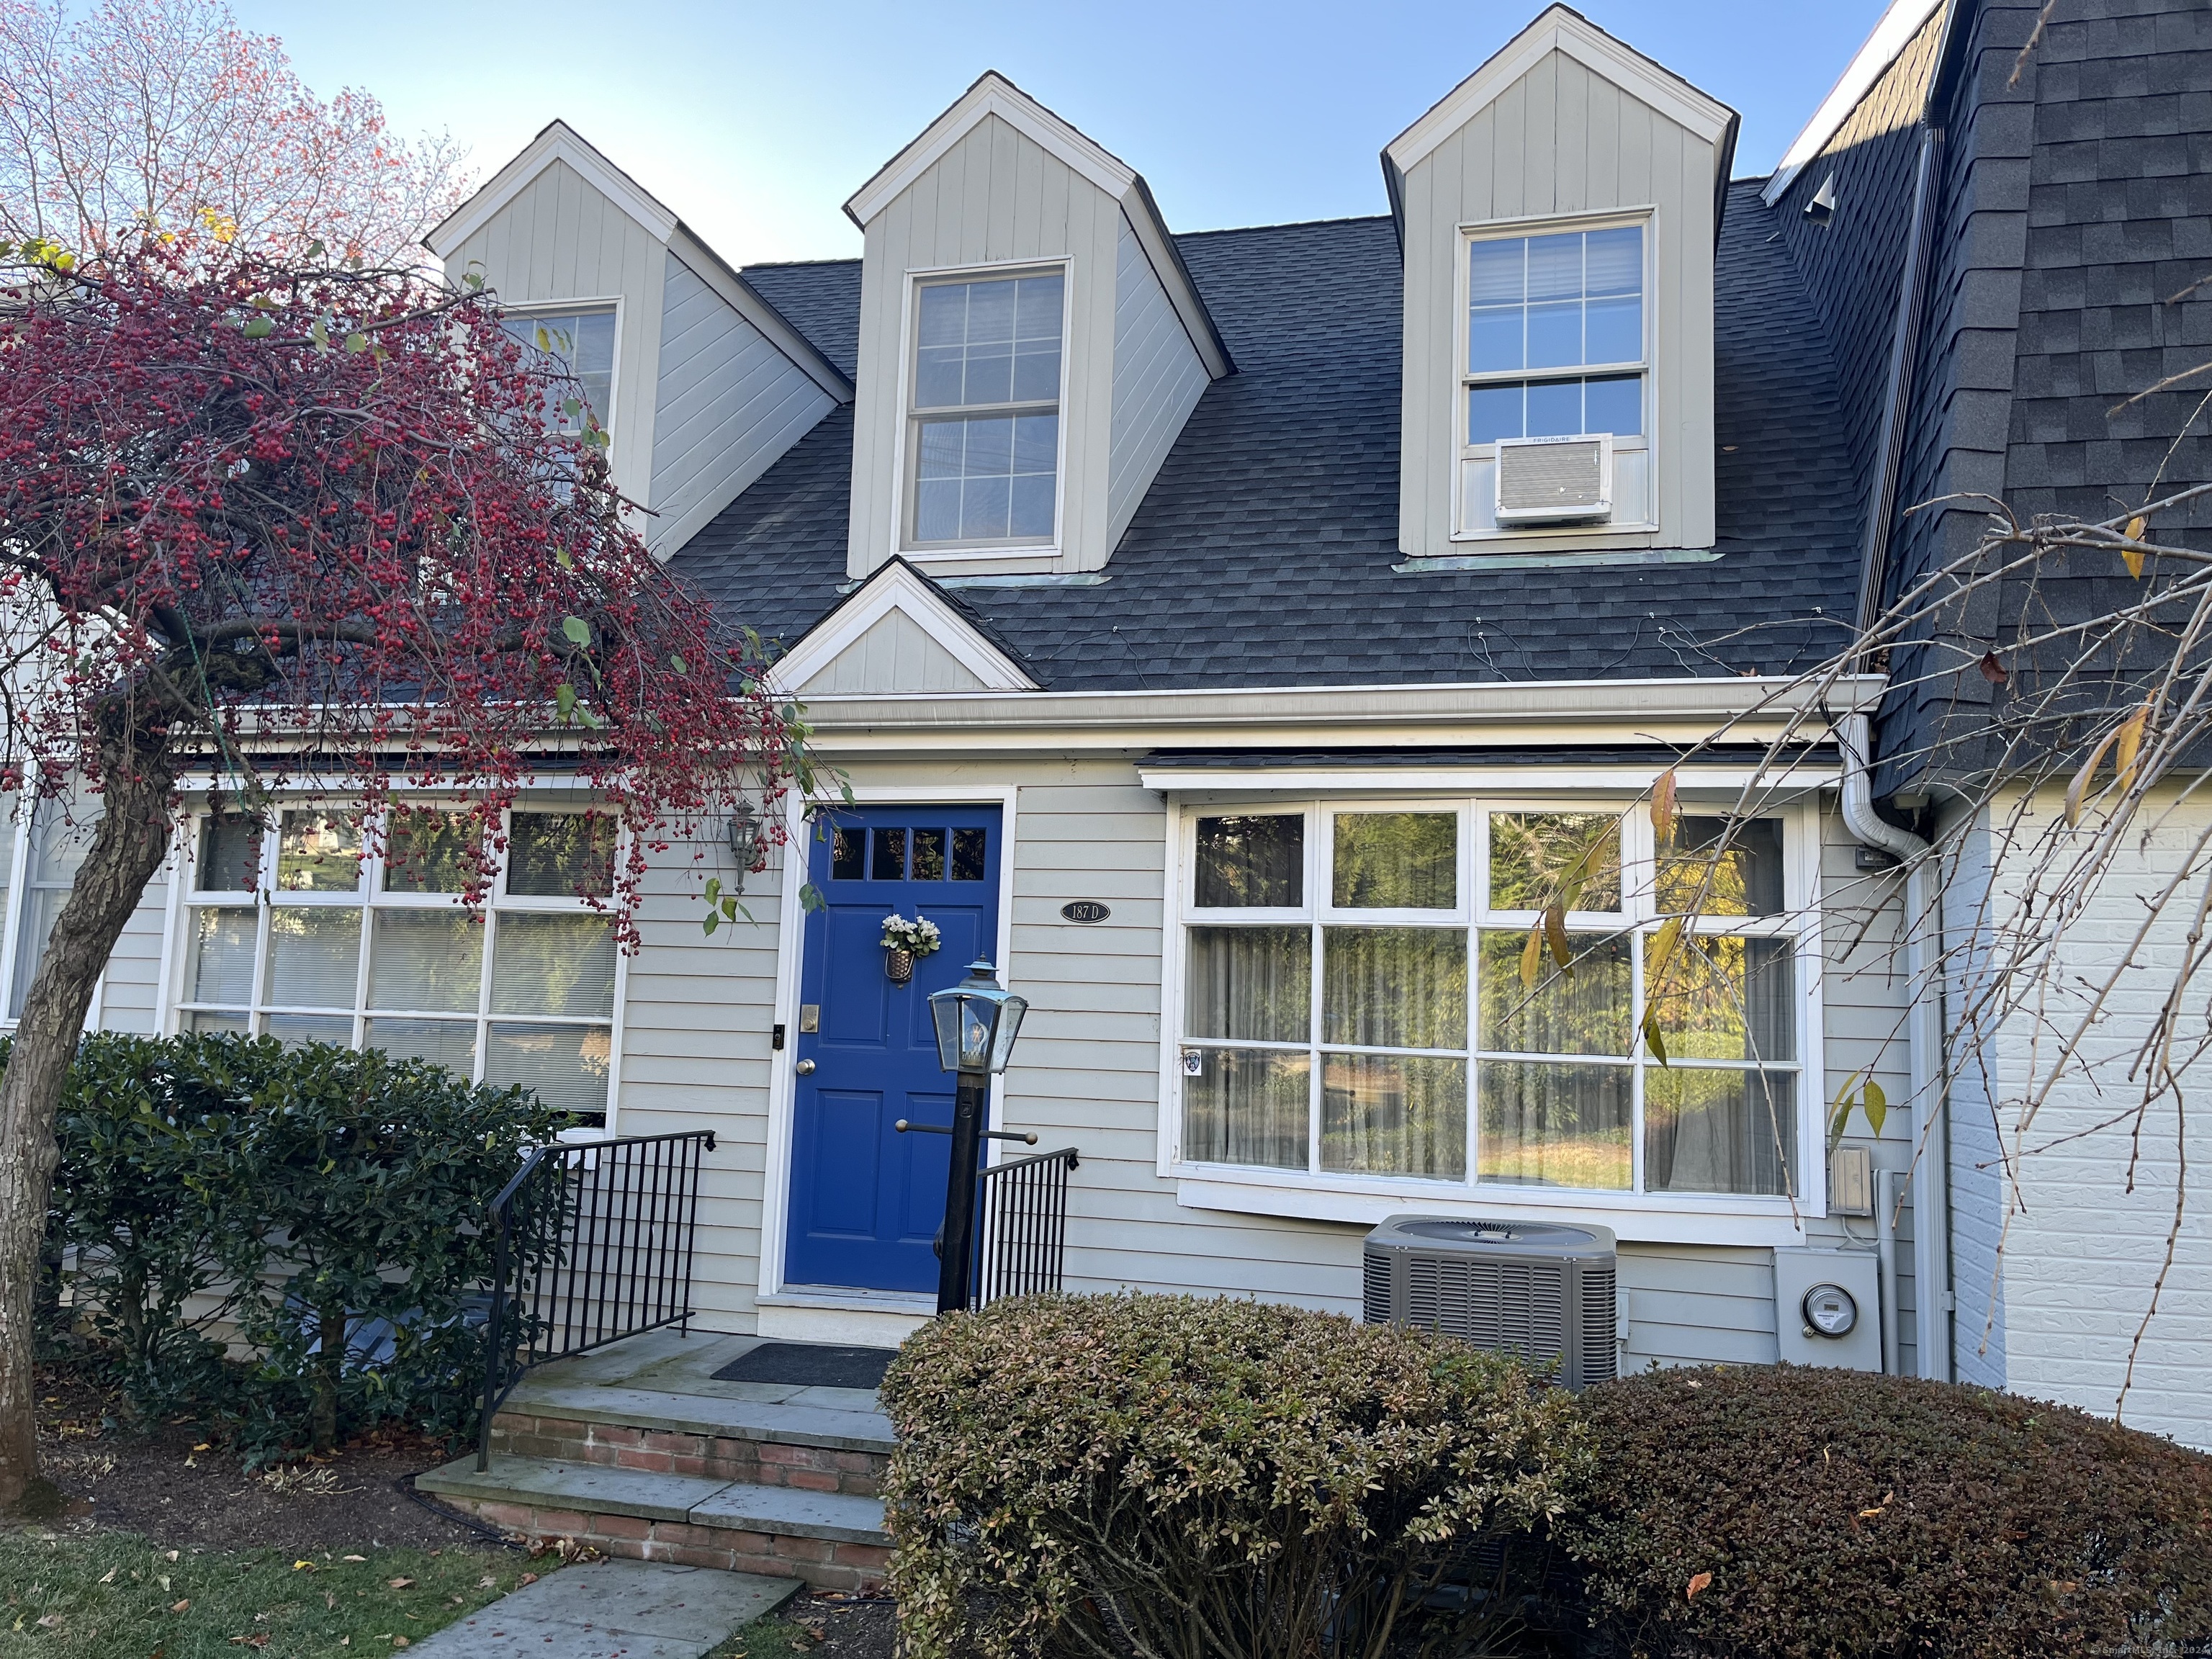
[1181,1049,1204,1076]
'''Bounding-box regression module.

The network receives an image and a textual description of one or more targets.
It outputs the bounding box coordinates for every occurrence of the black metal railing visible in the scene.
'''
[477,1129,715,1470]
[973,1144,1079,1306]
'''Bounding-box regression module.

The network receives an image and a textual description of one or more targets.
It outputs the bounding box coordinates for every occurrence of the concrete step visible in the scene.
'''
[409,1558,800,1659]
[420,1454,891,1591]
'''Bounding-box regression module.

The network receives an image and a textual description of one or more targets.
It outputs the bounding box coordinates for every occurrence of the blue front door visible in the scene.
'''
[783,805,1002,1293]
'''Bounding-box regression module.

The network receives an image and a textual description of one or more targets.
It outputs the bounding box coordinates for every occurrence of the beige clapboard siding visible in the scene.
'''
[847,114,1123,578]
[1106,213,1210,548]
[1622,1244,1778,1366]
[1395,47,1717,557]
[804,609,993,696]
[647,255,837,554]
[445,157,669,510]
[93,868,174,1035]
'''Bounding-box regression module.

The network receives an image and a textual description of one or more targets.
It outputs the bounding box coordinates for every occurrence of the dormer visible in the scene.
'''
[427,122,852,556]
[841,74,1231,581]
[1385,8,1737,560]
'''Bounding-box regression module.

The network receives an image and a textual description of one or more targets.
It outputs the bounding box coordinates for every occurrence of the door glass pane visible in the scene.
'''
[507,811,617,898]
[486,1022,612,1115]
[831,825,864,881]
[384,808,475,894]
[1322,928,1467,1051]
[1477,931,1631,1056]
[1478,1060,1632,1189]
[871,828,907,881]
[1332,813,1457,909]
[1487,812,1622,912]
[1657,817,1786,917]
[197,813,263,892]
[1322,1053,1465,1179]
[1645,1068,1796,1195]
[491,913,616,1019]
[277,810,361,891]
[950,827,987,881]
[265,907,361,1007]
[1186,927,1310,1043]
[365,1016,479,1078]
[370,909,485,1013]
[186,908,258,1007]
[1194,815,1303,909]
[1645,935,1794,1063]
[265,1012,353,1049]
[1182,1048,1308,1169]
[912,829,946,881]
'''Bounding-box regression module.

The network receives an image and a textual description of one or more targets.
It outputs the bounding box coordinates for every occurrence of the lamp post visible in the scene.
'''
[925,959,1028,1314]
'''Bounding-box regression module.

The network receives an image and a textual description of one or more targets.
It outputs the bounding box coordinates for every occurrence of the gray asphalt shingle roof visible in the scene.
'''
[684,181,1861,691]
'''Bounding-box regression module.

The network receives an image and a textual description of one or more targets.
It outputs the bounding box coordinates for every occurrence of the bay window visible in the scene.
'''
[175,804,624,1120]
[1172,799,1812,1209]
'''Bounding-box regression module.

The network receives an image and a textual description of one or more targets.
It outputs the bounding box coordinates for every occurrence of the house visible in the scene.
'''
[6,0,2207,1548]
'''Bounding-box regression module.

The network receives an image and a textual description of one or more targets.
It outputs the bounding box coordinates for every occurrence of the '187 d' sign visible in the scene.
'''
[1061,901,1111,924]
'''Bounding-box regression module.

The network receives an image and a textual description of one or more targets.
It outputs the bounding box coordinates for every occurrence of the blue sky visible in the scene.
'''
[233,1,1891,268]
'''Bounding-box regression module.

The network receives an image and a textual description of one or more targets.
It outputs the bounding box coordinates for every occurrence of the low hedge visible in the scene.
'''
[881,1293,1590,1659]
[1564,1363,2212,1658]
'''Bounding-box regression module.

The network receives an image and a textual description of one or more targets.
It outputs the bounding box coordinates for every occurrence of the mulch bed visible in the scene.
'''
[30,1366,490,1552]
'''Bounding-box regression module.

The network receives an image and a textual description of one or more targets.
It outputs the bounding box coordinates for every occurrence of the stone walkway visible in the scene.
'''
[410,1557,800,1658]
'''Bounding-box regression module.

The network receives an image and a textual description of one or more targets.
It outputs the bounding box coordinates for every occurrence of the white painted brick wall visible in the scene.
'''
[1961,787,2212,1449]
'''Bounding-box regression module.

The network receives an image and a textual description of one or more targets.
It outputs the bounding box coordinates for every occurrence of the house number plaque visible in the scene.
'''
[1060,901,1111,923]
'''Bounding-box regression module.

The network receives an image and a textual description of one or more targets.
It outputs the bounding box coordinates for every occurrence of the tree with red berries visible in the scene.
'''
[0,242,803,1511]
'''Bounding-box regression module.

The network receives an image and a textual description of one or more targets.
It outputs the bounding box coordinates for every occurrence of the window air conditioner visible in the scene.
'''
[1494,433,1614,525]
[1362,1215,1617,1390]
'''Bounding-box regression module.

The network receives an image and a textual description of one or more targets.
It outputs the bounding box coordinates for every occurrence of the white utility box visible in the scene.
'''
[1773,1246,1882,1372]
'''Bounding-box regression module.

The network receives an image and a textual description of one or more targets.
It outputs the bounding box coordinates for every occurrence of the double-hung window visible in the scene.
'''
[174,804,624,1120]
[0,791,97,1024]
[1173,800,1811,1209]
[504,307,616,437]
[1459,219,1650,531]
[907,269,1065,549]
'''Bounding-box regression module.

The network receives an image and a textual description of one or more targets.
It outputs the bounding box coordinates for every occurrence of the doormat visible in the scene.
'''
[711,1341,899,1390]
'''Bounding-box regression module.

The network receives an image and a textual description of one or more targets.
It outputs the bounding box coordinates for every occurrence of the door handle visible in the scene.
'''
[795,1058,816,1075]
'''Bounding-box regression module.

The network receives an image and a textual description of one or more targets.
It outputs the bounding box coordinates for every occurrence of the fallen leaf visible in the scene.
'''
[192,1443,211,1452]
[393,1638,410,1648]
[341,1555,367,1563]
[165,1551,179,1563]
[37,1615,60,1629]
[325,1594,336,1611]
[518,1574,538,1587]
[476,1577,495,1591]
[387,1578,415,1590]
[292,1561,315,1572]
[171,1600,191,1613]
[1858,1506,1886,1519]
[1686,1572,1713,1601]
[99,1569,117,1584]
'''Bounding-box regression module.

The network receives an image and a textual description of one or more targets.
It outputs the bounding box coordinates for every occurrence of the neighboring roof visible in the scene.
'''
[675,181,1860,694]
[1763,0,1945,205]
[1383,6,1740,247]
[426,120,850,404]
[842,72,1231,379]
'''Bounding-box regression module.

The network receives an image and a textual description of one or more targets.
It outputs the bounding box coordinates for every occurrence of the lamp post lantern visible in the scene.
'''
[925,959,1028,1313]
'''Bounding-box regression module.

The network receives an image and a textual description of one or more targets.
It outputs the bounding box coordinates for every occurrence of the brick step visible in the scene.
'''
[419,1455,892,1591]
[491,1408,889,1497]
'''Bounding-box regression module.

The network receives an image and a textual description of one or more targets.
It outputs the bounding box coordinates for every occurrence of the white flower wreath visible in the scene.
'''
[881,913,943,956]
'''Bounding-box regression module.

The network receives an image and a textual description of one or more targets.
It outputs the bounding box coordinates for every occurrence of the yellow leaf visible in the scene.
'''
[1519,923,1543,989]
[1641,1008,1670,1067]
[1544,903,1573,975]
[1827,1070,1863,1148]
[1651,769,1677,845]
[2122,544,2144,580]
[1861,1080,1888,1138]
[2114,702,2149,799]
[2065,724,2124,826]
[1647,915,1685,988]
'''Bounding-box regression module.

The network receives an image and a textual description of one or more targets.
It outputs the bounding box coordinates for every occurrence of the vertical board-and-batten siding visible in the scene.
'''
[847,114,1122,578]
[647,256,837,555]
[1395,48,1719,557]
[443,158,668,513]
[1106,214,1210,549]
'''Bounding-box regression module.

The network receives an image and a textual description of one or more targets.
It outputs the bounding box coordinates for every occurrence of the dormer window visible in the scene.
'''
[1458,217,1650,534]
[908,268,1066,548]
[504,307,616,436]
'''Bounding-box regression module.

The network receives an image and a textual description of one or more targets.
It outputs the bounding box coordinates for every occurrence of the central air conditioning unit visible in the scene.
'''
[1494,433,1614,525]
[1362,1215,1617,1390]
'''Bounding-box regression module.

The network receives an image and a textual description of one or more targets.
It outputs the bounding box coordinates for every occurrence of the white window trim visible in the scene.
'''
[891,256,1072,564]
[1449,207,1658,542]
[163,796,631,1129]
[1155,792,1829,1244]
[503,295,624,456]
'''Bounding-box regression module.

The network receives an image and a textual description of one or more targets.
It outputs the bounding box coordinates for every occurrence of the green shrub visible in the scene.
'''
[880,1292,1591,1659]
[1563,1364,2212,1658]
[26,1031,557,1457]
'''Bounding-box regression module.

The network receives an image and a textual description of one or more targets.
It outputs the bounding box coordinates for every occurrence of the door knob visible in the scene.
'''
[795,1058,816,1075]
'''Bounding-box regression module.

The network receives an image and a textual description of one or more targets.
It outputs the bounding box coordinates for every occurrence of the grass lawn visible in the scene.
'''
[0,1530,554,1658]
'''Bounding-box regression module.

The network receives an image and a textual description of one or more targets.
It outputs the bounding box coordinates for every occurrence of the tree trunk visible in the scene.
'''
[0,734,176,1513]
[313,1300,345,1454]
